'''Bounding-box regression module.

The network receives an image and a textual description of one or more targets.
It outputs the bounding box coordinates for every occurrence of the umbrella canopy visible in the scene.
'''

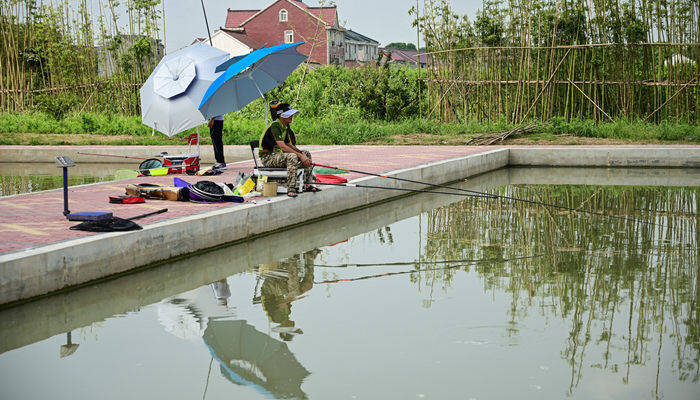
[140,42,229,137]
[153,55,196,99]
[198,42,307,119]
[203,319,310,399]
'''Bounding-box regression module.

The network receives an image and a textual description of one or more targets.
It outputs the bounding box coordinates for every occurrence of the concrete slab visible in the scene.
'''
[0,144,263,164]
[0,145,502,305]
[1,144,699,306]
[508,145,700,167]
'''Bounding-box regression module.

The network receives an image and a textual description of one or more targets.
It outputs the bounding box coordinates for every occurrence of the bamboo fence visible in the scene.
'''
[422,43,699,123]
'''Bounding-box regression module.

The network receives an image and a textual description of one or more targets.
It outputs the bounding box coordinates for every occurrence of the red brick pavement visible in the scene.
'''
[0,146,488,255]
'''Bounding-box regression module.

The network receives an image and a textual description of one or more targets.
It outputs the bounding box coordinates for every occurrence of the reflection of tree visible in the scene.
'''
[259,249,321,341]
[420,184,699,395]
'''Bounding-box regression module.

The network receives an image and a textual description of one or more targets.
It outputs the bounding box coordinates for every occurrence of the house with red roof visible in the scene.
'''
[220,0,378,66]
[192,28,262,58]
[379,48,428,69]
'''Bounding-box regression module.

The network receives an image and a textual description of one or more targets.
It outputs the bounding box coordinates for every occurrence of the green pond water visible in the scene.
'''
[0,163,122,196]
[0,167,698,399]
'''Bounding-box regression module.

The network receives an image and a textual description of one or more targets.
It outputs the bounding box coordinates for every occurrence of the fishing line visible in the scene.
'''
[314,254,547,285]
[77,152,149,160]
[312,163,497,198]
[314,182,494,199]
[312,258,497,268]
[314,163,667,227]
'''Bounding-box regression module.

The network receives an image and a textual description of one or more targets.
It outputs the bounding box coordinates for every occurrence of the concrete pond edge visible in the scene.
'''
[1,146,699,306]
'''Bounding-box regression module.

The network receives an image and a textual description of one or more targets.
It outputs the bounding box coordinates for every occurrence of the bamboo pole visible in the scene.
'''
[567,78,614,122]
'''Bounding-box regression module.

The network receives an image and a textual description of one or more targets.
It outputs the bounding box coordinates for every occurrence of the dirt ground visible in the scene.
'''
[2,131,690,146]
[367,133,679,146]
[3,132,208,145]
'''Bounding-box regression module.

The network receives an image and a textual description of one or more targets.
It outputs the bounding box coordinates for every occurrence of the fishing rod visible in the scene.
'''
[313,182,495,199]
[314,163,663,227]
[313,163,497,199]
[314,254,545,285]
[77,152,150,160]
[127,208,168,220]
[312,258,492,268]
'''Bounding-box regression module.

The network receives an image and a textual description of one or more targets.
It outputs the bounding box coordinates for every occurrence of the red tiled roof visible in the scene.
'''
[226,2,337,28]
[225,9,258,28]
[380,48,428,65]
[220,28,262,49]
[308,7,337,26]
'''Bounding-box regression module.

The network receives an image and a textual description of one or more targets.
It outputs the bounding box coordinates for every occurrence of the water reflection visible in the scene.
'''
[1,175,698,400]
[418,184,699,396]
[155,251,321,399]
[258,249,320,341]
[0,174,113,196]
[203,319,310,400]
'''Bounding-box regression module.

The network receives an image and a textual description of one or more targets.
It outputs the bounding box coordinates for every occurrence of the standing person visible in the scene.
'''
[259,101,319,198]
[208,115,225,169]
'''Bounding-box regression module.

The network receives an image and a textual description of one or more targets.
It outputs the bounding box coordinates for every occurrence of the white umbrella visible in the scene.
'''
[140,42,229,137]
[152,55,196,99]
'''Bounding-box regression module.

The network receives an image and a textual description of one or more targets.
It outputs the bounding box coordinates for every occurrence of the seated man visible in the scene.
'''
[259,102,319,197]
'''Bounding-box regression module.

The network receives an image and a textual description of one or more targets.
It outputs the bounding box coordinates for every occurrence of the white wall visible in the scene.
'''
[205,30,252,57]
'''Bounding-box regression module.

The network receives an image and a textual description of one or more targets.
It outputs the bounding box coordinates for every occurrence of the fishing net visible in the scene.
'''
[139,158,163,170]
[70,217,142,232]
[188,180,225,202]
[195,181,224,195]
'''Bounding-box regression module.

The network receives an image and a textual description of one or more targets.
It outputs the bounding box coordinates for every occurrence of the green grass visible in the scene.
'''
[0,111,698,146]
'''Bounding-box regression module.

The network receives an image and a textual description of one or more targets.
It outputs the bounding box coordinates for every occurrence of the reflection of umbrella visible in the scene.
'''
[203,319,310,400]
[140,42,229,136]
[157,300,205,340]
[198,42,307,119]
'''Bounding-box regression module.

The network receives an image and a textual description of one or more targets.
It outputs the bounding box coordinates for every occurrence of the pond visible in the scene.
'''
[0,162,123,197]
[0,167,698,399]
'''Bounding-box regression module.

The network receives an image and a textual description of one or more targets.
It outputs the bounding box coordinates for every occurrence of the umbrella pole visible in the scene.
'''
[251,77,268,125]
[200,0,213,44]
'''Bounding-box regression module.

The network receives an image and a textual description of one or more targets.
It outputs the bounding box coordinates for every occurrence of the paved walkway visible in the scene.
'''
[0,145,488,255]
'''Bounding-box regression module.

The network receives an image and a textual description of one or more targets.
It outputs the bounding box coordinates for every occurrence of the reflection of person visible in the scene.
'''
[210,278,231,306]
[261,249,320,341]
[208,115,225,168]
[259,101,319,197]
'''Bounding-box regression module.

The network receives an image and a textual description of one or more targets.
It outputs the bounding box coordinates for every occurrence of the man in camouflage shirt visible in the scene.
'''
[259,102,319,197]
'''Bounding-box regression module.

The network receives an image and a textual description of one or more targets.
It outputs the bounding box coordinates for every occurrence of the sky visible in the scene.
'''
[163,0,482,52]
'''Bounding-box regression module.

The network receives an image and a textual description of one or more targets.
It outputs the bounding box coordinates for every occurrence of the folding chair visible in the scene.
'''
[161,132,200,174]
[249,140,304,193]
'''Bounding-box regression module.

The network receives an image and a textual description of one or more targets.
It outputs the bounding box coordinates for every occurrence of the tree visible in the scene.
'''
[384,42,417,50]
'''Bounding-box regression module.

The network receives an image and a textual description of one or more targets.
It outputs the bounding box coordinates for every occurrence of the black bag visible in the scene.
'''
[70,217,142,232]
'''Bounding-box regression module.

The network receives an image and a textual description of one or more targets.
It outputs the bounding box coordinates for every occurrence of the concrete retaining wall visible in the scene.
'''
[509,147,700,167]
[0,145,254,164]
[0,148,509,306]
[0,170,509,353]
[2,145,699,307]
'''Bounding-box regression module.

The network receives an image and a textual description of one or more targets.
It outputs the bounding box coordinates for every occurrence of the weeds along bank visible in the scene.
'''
[2,110,699,146]
[1,60,698,145]
[1,0,698,145]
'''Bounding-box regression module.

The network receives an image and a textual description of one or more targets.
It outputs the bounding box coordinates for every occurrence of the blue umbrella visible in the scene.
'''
[198,42,307,119]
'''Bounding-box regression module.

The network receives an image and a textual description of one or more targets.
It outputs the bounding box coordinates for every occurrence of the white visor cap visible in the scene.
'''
[279,109,300,118]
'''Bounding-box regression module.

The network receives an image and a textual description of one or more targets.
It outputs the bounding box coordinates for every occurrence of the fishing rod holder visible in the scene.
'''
[56,155,113,222]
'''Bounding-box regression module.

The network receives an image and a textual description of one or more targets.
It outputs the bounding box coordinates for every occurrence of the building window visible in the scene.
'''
[279,9,288,22]
[284,30,294,43]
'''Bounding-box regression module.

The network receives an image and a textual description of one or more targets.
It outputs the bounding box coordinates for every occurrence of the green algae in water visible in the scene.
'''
[0,180,697,399]
[0,174,113,196]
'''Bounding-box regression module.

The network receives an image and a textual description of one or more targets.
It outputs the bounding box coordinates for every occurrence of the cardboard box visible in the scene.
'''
[262,182,278,197]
